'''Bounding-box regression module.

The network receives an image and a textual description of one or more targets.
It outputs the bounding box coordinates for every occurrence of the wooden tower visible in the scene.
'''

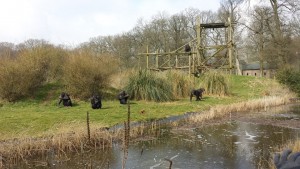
[139,17,235,77]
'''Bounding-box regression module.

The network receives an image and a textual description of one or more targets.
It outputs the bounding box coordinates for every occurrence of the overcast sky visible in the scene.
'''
[0,0,221,45]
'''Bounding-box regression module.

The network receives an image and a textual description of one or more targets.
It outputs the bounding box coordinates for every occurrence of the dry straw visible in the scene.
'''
[0,119,161,167]
[189,95,293,123]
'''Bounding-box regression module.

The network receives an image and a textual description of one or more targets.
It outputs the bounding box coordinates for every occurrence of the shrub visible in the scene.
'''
[276,68,300,96]
[42,46,68,82]
[62,51,119,99]
[125,69,174,102]
[199,70,230,96]
[0,54,47,101]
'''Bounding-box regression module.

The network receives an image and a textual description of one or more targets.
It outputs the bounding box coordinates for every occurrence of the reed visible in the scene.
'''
[189,95,293,123]
[126,69,174,102]
[166,70,192,99]
[0,109,163,167]
[199,70,230,96]
[0,126,115,166]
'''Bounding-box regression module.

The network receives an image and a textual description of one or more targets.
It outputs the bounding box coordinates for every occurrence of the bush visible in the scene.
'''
[276,68,300,96]
[125,69,174,102]
[42,46,68,82]
[62,51,118,99]
[0,54,47,101]
[199,70,230,96]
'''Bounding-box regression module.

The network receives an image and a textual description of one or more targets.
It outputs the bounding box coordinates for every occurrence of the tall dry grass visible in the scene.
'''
[166,70,192,99]
[189,94,294,123]
[0,120,162,167]
[199,70,230,96]
[109,69,134,90]
[0,125,115,166]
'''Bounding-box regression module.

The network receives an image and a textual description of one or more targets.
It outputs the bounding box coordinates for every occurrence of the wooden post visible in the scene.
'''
[193,50,196,85]
[168,49,171,68]
[228,17,233,71]
[193,52,195,74]
[146,45,149,69]
[156,49,159,69]
[189,54,191,77]
[175,55,178,68]
[197,16,201,66]
[87,111,90,143]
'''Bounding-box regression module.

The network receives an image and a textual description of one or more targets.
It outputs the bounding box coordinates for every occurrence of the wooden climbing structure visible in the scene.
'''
[138,17,235,77]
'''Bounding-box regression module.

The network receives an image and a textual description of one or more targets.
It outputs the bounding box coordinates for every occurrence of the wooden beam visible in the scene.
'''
[175,66,190,69]
[200,23,228,28]
[138,52,197,56]
[199,45,227,50]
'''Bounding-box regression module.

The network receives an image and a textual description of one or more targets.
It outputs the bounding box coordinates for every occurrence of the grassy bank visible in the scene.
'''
[0,75,294,140]
[0,75,297,167]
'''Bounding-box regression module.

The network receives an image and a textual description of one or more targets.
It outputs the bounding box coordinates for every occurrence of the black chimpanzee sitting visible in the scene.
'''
[190,88,205,101]
[185,44,191,55]
[58,92,72,107]
[118,91,129,104]
[91,95,102,109]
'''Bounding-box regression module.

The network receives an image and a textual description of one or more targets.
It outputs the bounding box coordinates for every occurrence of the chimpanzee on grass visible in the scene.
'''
[91,95,102,109]
[118,91,129,104]
[58,92,72,107]
[190,88,205,101]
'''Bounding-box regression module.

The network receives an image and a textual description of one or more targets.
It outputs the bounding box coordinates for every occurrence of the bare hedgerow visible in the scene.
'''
[0,52,47,101]
[62,51,119,99]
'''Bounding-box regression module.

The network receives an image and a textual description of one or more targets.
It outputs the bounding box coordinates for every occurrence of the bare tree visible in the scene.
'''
[218,0,244,74]
[244,0,300,67]
[0,42,16,59]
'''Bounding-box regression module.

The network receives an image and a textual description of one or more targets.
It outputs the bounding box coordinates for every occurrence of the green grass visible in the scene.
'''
[0,75,283,140]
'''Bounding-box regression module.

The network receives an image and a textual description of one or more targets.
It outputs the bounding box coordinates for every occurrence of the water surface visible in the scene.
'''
[13,103,300,169]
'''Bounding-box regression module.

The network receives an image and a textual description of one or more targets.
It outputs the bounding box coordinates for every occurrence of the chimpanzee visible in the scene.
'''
[118,91,129,104]
[190,88,205,101]
[58,92,72,107]
[185,44,191,54]
[274,149,300,169]
[91,95,102,109]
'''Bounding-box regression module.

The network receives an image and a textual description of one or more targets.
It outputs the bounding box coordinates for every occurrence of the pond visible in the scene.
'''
[12,103,300,169]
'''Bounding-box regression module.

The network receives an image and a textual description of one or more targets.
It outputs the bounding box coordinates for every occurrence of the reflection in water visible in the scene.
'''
[12,104,300,169]
[124,122,299,169]
[26,122,298,169]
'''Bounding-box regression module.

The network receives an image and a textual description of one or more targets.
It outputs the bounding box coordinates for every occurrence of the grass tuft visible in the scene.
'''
[126,69,174,102]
